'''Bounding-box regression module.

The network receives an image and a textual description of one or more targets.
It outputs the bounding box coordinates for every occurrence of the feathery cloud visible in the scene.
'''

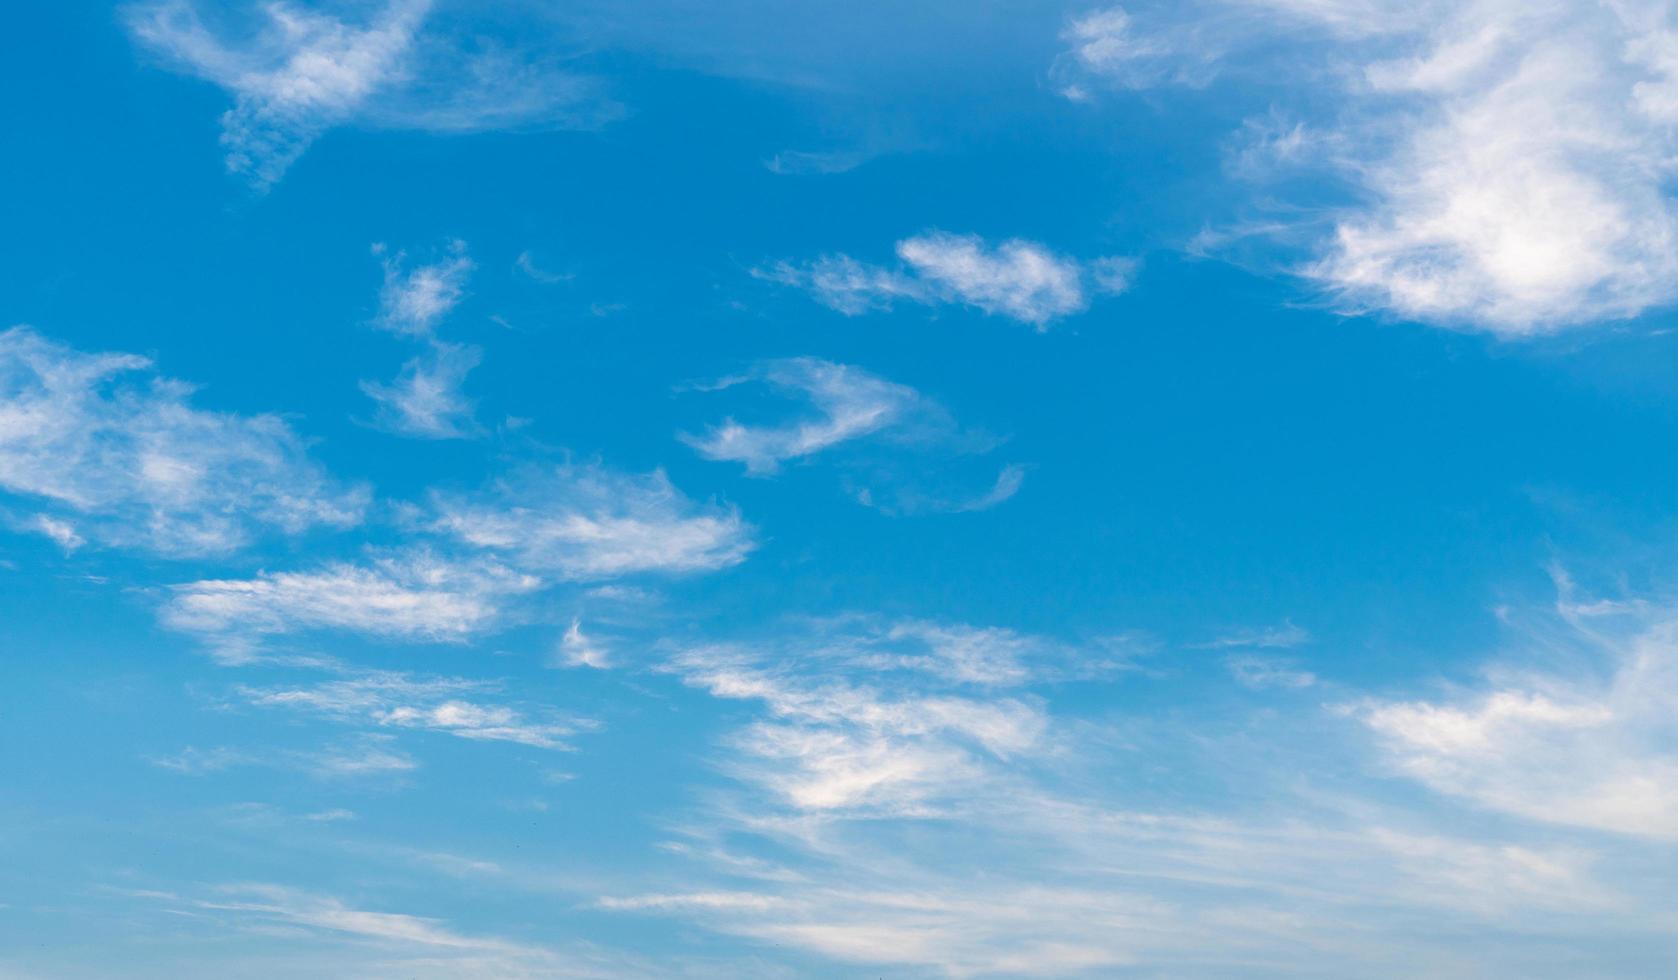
[126,0,618,189]
[1359,590,1678,838]
[361,340,482,439]
[680,358,934,475]
[163,549,537,644]
[761,232,1132,328]
[0,326,365,556]
[425,462,755,580]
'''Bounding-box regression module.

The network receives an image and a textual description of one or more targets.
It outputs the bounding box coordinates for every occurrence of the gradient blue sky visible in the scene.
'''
[6,1,1678,977]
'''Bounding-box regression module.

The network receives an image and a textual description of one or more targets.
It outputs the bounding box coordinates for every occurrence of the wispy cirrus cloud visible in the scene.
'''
[162,462,751,651]
[681,358,1023,513]
[125,882,608,977]
[601,609,1653,977]
[424,462,754,580]
[238,669,593,750]
[668,642,1047,814]
[373,241,473,337]
[680,358,942,476]
[361,241,483,438]
[125,0,619,190]
[1062,1,1678,333]
[361,340,482,439]
[1357,578,1678,839]
[759,231,1133,328]
[0,326,366,557]
[659,617,1123,815]
[162,548,538,647]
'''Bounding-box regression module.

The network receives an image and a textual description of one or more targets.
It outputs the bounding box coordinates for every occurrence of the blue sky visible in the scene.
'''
[6,1,1678,976]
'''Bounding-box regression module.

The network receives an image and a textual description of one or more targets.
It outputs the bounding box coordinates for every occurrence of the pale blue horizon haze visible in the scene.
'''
[5,2,1678,977]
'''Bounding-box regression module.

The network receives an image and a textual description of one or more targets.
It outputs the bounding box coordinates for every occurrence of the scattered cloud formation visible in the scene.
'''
[161,462,750,652]
[126,0,618,189]
[1063,1,1678,333]
[363,242,481,438]
[0,326,365,556]
[602,611,1655,977]
[760,231,1132,328]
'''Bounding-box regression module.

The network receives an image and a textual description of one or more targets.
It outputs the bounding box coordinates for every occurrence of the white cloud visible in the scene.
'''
[426,462,754,580]
[762,232,1131,328]
[1055,6,1225,92]
[0,326,366,556]
[374,242,473,337]
[680,358,932,475]
[161,463,748,651]
[126,1,617,189]
[675,646,1046,813]
[240,669,589,749]
[558,617,611,669]
[1065,1,1678,333]
[361,340,482,439]
[163,549,537,643]
[1359,583,1678,839]
[663,621,1068,813]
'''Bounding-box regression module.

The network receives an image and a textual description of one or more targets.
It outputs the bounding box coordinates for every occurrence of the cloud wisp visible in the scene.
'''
[361,340,483,439]
[681,358,1023,513]
[679,358,942,476]
[238,668,593,750]
[126,0,619,190]
[760,231,1133,329]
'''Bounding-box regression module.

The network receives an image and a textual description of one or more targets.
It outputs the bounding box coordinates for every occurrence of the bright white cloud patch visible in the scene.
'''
[426,462,754,580]
[126,0,617,189]
[0,326,365,556]
[762,231,1131,328]
[1065,1,1678,333]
